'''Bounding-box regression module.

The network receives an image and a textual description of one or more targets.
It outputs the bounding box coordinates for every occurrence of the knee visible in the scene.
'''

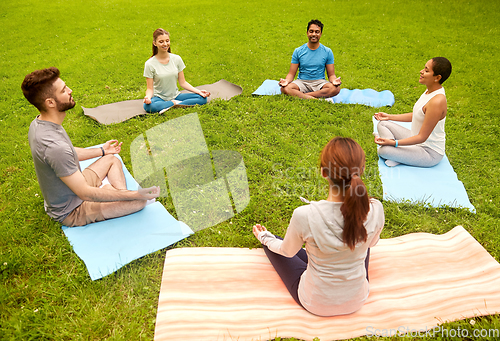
[378,121,389,129]
[326,86,340,97]
[377,146,384,156]
[281,85,295,95]
[377,145,392,157]
[143,103,153,113]
[102,154,121,166]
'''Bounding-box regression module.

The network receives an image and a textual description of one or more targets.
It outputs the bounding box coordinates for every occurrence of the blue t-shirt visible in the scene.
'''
[291,43,334,80]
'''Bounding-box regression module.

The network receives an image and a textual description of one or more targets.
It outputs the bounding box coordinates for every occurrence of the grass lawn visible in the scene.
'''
[1,0,499,340]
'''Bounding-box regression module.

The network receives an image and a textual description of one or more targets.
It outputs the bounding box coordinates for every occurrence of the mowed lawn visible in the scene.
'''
[1,0,499,340]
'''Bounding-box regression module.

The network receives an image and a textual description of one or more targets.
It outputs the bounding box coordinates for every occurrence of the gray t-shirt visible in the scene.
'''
[28,117,83,222]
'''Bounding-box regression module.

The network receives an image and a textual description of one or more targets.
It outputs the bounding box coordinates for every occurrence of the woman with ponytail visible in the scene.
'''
[143,28,210,114]
[253,137,384,316]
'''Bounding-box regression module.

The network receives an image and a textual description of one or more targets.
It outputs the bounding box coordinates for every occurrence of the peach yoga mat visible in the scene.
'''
[154,226,500,341]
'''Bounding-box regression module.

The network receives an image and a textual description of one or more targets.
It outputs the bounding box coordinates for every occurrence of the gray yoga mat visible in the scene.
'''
[82,79,242,124]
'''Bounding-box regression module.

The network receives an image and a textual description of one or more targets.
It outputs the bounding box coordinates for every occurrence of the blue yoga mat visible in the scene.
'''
[61,151,193,280]
[372,118,475,212]
[252,79,395,107]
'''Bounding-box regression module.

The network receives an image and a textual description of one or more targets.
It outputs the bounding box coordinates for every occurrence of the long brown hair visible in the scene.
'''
[151,28,171,57]
[320,137,370,250]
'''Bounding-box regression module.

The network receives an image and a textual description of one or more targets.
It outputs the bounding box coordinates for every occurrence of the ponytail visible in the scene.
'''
[320,137,370,250]
[340,174,369,250]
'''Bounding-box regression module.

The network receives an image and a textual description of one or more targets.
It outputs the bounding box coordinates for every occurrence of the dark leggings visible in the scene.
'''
[262,236,370,307]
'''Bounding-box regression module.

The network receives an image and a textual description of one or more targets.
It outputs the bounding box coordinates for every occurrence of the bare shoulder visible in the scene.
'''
[423,93,447,120]
[429,93,447,107]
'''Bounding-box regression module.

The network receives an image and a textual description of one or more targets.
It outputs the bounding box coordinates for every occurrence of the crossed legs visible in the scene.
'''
[262,235,371,308]
[281,82,340,99]
[143,93,207,113]
[84,155,147,221]
[377,121,443,167]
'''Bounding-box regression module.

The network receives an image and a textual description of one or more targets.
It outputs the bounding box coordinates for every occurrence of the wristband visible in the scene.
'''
[100,146,105,156]
[394,140,399,148]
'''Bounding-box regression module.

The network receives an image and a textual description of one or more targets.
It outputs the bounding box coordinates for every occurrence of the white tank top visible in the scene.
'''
[411,87,446,155]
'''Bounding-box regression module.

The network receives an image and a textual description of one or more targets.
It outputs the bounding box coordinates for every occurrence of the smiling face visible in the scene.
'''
[154,34,170,53]
[419,59,441,86]
[307,24,322,44]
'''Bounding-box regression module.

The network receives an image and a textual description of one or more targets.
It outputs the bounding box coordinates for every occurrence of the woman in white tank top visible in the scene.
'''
[373,57,452,167]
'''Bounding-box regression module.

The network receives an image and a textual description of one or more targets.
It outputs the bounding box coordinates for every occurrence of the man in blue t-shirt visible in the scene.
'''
[279,20,341,99]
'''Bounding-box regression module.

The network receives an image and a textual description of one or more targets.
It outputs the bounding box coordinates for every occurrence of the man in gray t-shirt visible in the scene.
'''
[23,67,160,226]
[28,118,83,222]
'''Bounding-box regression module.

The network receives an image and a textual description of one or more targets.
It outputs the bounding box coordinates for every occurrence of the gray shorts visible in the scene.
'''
[291,79,330,93]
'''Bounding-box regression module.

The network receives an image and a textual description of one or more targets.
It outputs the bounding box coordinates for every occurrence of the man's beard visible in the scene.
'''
[55,97,76,112]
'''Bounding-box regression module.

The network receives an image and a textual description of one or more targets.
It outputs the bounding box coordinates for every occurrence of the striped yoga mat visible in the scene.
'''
[154,226,500,341]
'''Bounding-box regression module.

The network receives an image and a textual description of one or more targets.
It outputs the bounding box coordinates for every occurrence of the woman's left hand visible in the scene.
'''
[252,224,267,240]
[199,90,210,98]
[103,140,123,154]
[374,137,396,146]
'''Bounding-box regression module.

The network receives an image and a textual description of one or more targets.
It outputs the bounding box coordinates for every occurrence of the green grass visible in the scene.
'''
[1,0,499,340]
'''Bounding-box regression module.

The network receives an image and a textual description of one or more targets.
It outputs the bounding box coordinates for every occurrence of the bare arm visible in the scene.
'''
[74,140,123,161]
[178,71,210,98]
[326,64,341,86]
[374,112,413,122]
[279,63,299,87]
[375,94,447,147]
[143,78,154,104]
[60,170,160,202]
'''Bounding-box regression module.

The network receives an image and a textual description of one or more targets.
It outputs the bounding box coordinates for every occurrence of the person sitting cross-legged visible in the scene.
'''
[143,28,210,114]
[22,67,160,227]
[374,57,452,167]
[279,19,342,99]
[253,137,385,316]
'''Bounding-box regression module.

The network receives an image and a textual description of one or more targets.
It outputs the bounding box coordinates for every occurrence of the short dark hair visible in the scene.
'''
[431,57,452,84]
[21,67,60,111]
[307,19,324,32]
